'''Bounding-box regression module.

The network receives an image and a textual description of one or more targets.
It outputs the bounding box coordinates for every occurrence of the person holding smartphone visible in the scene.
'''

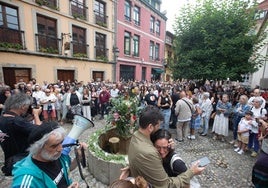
[252,119,268,187]
[128,106,205,188]
[151,129,187,177]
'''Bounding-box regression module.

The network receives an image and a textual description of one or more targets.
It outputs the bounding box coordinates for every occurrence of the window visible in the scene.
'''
[0,3,19,30]
[124,31,131,55]
[155,43,159,60]
[71,0,87,20]
[155,20,160,36]
[133,6,140,26]
[95,32,106,59]
[124,0,131,21]
[149,41,154,60]
[37,14,58,54]
[72,25,87,57]
[0,3,23,48]
[94,0,107,27]
[150,16,155,33]
[133,35,139,57]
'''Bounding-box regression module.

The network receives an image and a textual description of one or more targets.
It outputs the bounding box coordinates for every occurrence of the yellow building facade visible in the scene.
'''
[0,0,115,87]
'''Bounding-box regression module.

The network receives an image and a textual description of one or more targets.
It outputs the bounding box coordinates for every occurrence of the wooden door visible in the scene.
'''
[57,70,75,82]
[3,67,31,88]
[93,71,104,82]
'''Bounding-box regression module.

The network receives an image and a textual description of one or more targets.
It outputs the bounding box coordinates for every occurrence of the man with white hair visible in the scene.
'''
[200,92,213,136]
[248,88,266,108]
[12,121,87,188]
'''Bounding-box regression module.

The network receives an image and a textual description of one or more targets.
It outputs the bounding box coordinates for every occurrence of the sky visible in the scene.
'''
[161,0,196,33]
[161,0,262,33]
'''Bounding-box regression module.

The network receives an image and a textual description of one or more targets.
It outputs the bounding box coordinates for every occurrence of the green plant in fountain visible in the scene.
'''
[106,95,141,138]
[88,127,128,164]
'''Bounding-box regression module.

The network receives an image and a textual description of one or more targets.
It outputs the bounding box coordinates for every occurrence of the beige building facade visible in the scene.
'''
[0,0,116,87]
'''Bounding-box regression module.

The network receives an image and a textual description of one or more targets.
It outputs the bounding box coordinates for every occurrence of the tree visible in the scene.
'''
[171,0,266,81]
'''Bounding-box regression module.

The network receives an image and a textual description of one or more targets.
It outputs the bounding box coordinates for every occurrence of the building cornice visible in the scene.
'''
[138,0,167,20]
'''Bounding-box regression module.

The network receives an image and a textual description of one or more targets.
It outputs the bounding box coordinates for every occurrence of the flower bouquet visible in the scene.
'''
[106,95,141,138]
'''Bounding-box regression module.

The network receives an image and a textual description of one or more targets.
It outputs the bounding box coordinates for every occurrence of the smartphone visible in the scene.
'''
[194,156,210,167]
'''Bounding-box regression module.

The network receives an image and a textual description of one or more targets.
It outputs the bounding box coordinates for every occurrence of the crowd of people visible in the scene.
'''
[0,78,268,187]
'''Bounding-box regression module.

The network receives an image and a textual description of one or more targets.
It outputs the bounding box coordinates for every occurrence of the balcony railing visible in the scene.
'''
[0,27,26,50]
[71,0,87,20]
[94,12,108,28]
[72,41,89,58]
[35,0,58,10]
[35,33,60,54]
[95,46,108,61]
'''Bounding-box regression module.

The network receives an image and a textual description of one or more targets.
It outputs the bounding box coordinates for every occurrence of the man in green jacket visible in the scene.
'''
[12,121,86,188]
[128,105,205,188]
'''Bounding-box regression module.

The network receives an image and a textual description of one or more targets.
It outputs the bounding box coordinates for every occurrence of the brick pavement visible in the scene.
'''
[0,118,257,188]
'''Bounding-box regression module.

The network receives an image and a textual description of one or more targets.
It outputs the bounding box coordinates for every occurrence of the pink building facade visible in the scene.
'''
[116,0,167,82]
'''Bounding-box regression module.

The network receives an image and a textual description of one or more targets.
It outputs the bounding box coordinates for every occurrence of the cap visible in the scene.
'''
[245,111,253,116]
[28,121,59,144]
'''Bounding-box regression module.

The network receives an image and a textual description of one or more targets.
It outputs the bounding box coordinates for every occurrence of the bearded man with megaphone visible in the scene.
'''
[12,116,94,188]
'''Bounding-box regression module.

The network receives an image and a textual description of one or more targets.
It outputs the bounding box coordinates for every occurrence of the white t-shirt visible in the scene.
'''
[238,118,251,137]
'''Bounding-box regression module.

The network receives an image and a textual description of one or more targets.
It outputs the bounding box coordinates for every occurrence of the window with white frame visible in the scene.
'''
[149,41,154,60]
[124,0,131,21]
[133,6,140,26]
[155,20,160,36]
[150,16,155,33]
[133,35,139,57]
[124,31,131,55]
[155,43,159,60]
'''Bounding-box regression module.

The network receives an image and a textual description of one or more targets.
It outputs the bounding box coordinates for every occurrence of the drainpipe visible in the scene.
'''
[112,0,118,82]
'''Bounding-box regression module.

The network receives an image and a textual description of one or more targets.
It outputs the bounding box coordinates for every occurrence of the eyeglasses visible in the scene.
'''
[155,145,170,151]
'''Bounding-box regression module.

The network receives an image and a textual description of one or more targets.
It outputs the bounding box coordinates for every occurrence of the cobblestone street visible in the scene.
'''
[1,117,257,188]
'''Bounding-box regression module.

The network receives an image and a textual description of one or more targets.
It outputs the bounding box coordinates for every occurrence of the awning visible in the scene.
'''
[152,68,164,74]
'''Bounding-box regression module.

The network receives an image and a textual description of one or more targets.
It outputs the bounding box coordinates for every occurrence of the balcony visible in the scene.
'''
[0,27,26,50]
[35,33,60,54]
[35,0,58,10]
[94,12,108,28]
[95,46,108,62]
[72,41,89,58]
[71,0,87,20]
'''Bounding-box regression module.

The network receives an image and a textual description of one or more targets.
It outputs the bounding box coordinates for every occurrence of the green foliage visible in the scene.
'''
[106,96,141,138]
[0,42,23,50]
[40,47,59,54]
[172,0,266,81]
[73,53,88,58]
[96,55,108,62]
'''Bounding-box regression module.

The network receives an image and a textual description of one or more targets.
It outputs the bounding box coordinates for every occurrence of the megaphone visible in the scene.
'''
[62,114,94,155]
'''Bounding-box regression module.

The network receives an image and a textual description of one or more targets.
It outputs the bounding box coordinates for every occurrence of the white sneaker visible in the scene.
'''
[187,135,191,139]
[234,147,240,152]
[237,150,244,155]
[191,135,196,140]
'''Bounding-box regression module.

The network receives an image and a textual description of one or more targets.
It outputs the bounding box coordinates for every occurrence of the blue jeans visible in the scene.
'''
[248,132,259,152]
[160,108,171,130]
[232,115,242,140]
